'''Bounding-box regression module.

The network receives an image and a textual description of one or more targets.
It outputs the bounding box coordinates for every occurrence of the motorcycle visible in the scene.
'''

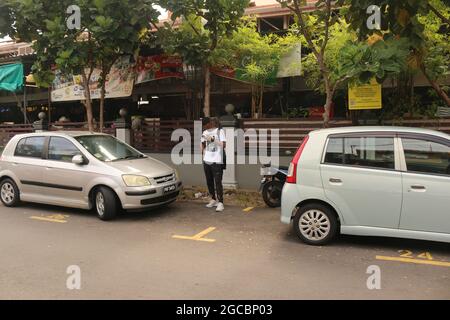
[260,164,288,208]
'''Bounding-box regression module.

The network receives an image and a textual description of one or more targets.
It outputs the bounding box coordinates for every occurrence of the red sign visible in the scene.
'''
[135,55,184,84]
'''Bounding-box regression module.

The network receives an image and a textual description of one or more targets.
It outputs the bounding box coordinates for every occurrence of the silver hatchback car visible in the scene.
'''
[0,132,182,220]
[281,126,450,245]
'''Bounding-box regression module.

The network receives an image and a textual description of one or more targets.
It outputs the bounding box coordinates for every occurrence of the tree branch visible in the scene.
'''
[150,20,160,31]
[321,0,332,54]
[291,0,319,58]
[332,75,352,93]
[428,3,450,25]
[187,18,202,37]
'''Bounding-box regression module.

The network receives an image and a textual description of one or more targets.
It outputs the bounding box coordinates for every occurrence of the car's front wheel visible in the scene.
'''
[0,178,20,207]
[94,187,119,221]
[293,203,338,245]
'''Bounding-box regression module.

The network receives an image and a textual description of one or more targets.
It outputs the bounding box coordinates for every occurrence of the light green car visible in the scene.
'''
[281,126,450,245]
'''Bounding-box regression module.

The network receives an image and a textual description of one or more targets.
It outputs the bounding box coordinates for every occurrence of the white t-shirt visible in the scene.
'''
[201,128,226,164]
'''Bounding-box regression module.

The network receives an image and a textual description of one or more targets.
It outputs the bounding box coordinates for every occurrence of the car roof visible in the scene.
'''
[310,126,450,139]
[14,131,110,139]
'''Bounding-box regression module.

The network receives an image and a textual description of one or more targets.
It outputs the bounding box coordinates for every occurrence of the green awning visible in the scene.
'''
[0,63,24,92]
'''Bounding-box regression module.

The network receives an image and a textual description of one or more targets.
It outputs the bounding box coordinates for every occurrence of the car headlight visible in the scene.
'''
[175,170,180,180]
[122,175,151,187]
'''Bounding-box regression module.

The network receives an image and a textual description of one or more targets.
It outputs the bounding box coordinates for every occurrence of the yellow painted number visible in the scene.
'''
[417,252,433,261]
[398,250,413,258]
[398,250,433,260]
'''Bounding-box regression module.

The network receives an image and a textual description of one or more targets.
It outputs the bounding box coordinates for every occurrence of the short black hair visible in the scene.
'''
[202,117,210,126]
[209,117,220,127]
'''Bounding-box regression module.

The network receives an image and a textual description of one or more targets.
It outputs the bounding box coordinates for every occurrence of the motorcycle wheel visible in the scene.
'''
[262,180,283,208]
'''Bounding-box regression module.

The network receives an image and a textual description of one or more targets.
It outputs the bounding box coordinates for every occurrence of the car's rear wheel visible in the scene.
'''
[293,203,338,245]
[0,178,20,207]
[94,187,119,221]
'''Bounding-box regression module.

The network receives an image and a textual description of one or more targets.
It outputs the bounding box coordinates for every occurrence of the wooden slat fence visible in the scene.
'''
[241,119,353,154]
[49,121,116,136]
[0,122,116,151]
[132,119,196,153]
[0,124,34,150]
[1,118,450,155]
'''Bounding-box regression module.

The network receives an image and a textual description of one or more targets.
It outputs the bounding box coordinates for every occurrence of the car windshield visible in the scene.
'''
[75,135,146,162]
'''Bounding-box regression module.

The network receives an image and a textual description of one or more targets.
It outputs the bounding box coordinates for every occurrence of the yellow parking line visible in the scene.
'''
[192,227,216,239]
[30,216,67,223]
[243,207,254,213]
[172,235,216,242]
[376,255,450,268]
[172,227,216,242]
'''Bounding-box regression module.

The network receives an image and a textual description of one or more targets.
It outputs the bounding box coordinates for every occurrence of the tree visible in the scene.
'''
[418,0,450,107]
[299,18,356,95]
[275,2,409,122]
[301,20,409,93]
[88,0,159,131]
[158,0,249,117]
[428,0,450,25]
[337,38,410,85]
[0,2,14,38]
[345,0,450,107]
[211,19,298,117]
[277,0,345,126]
[6,0,158,131]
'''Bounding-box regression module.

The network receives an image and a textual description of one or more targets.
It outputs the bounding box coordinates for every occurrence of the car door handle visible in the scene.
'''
[329,178,342,184]
[409,185,426,192]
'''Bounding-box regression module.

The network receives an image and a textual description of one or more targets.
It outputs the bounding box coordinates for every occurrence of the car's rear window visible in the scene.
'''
[14,136,46,159]
[324,136,395,170]
[402,138,450,175]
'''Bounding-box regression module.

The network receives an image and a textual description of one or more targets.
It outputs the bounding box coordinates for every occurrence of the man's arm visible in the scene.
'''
[218,129,226,149]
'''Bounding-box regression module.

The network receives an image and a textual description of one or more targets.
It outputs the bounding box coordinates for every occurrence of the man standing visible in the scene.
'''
[201,117,226,212]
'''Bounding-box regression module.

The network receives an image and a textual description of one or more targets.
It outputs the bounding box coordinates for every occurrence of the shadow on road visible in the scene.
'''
[281,227,449,254]
[17,201,178,222]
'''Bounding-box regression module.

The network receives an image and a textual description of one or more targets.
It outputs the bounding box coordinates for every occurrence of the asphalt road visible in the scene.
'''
[0,200,449,299]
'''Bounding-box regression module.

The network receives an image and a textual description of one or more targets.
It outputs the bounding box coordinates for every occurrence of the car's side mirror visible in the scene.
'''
[72,154,85,165]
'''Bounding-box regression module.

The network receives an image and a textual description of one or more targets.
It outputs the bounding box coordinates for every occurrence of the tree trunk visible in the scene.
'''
[421,66,450,107]
[258,83,264,116]
[99,82,106,132]
[183,95,191,120]
[251,85,256,118]
[81,73,94,132]
[410,72,415,111]
[323,77,333,128]
[203,65,211,117]
[317,52,332,127]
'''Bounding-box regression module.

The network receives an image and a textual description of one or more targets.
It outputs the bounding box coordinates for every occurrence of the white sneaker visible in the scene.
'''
[206,200,218,208]
[216,202,224,212]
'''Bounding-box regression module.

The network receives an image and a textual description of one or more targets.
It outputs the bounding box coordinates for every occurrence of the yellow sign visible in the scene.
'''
[348,78,382,110]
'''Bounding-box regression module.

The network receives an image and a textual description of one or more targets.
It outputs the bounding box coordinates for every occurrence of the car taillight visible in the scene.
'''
[286,135,309,184]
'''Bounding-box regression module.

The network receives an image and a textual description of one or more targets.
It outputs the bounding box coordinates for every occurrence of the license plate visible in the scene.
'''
[163,184,176,193]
